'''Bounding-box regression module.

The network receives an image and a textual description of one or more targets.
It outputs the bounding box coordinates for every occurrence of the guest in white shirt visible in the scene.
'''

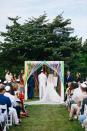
[4,85,21,124]
[4,86,17,107]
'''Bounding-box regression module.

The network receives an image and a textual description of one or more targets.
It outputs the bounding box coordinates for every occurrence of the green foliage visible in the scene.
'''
[0,13,86,78]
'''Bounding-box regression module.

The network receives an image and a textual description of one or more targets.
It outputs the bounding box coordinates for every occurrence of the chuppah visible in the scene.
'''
[24,61,64,104]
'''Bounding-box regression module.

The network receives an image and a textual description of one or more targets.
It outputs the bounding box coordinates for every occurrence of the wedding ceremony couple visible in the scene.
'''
[38,69,63,103]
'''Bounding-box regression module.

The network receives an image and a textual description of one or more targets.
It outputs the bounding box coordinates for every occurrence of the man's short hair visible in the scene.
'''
[0,85,5,92]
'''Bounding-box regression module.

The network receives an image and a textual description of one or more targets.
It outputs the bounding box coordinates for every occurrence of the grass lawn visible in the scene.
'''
[10,105,84,131]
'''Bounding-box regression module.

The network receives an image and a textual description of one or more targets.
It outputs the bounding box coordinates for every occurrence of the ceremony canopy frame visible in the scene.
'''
[24,61,64,100]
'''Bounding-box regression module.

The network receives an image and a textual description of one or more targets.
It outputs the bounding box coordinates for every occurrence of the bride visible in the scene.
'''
[26,73,64,105]
[40,74,63,103]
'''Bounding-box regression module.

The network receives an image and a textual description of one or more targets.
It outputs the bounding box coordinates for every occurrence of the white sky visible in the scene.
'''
[0,0,87,42]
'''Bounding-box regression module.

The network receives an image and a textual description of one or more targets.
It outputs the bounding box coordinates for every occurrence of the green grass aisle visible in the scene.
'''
[10,105,84,131]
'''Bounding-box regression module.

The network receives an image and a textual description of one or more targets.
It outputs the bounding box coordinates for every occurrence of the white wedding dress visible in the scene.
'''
[40,74,63,104]
[25,74,64,105]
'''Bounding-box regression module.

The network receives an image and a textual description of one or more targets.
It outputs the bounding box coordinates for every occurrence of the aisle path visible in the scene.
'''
[10,104,83,131]
[25,100,65,105]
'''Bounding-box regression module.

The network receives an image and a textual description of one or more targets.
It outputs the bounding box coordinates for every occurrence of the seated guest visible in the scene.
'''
[78,83,87,129]
[4,85,21,121]
[15,91,28,117]
[5,71,12,82]
[4,85,17,107]
[0,84,20,126]
[65,82,78,111]
[69,82,87,120]
[0,84,11,111]
[71,82,82,104]
[12,82,18,95]
[18,70,24,93]
[76,72,81,83]
[65,71,73,99]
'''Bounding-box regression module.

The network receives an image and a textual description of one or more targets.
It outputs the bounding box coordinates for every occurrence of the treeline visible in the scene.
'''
[0,13,87,79]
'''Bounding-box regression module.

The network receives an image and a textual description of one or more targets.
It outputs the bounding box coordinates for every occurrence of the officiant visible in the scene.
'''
[27,74,35,99]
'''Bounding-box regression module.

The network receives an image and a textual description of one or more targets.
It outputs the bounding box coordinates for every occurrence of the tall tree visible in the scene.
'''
[0,13,83,76]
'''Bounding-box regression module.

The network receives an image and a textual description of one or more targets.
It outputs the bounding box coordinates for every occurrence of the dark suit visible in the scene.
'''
[0,94,11,112]
[27,75,35,99]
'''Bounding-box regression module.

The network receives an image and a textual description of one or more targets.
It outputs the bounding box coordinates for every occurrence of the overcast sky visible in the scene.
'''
[0,0,87,41]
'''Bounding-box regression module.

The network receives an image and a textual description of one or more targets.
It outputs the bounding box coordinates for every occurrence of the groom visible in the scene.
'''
[38,69,47,100]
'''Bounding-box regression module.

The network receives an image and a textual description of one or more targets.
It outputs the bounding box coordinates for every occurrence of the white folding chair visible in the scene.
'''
[0,104,13,130]
[0,104,7,131]
[6,108,13,127]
